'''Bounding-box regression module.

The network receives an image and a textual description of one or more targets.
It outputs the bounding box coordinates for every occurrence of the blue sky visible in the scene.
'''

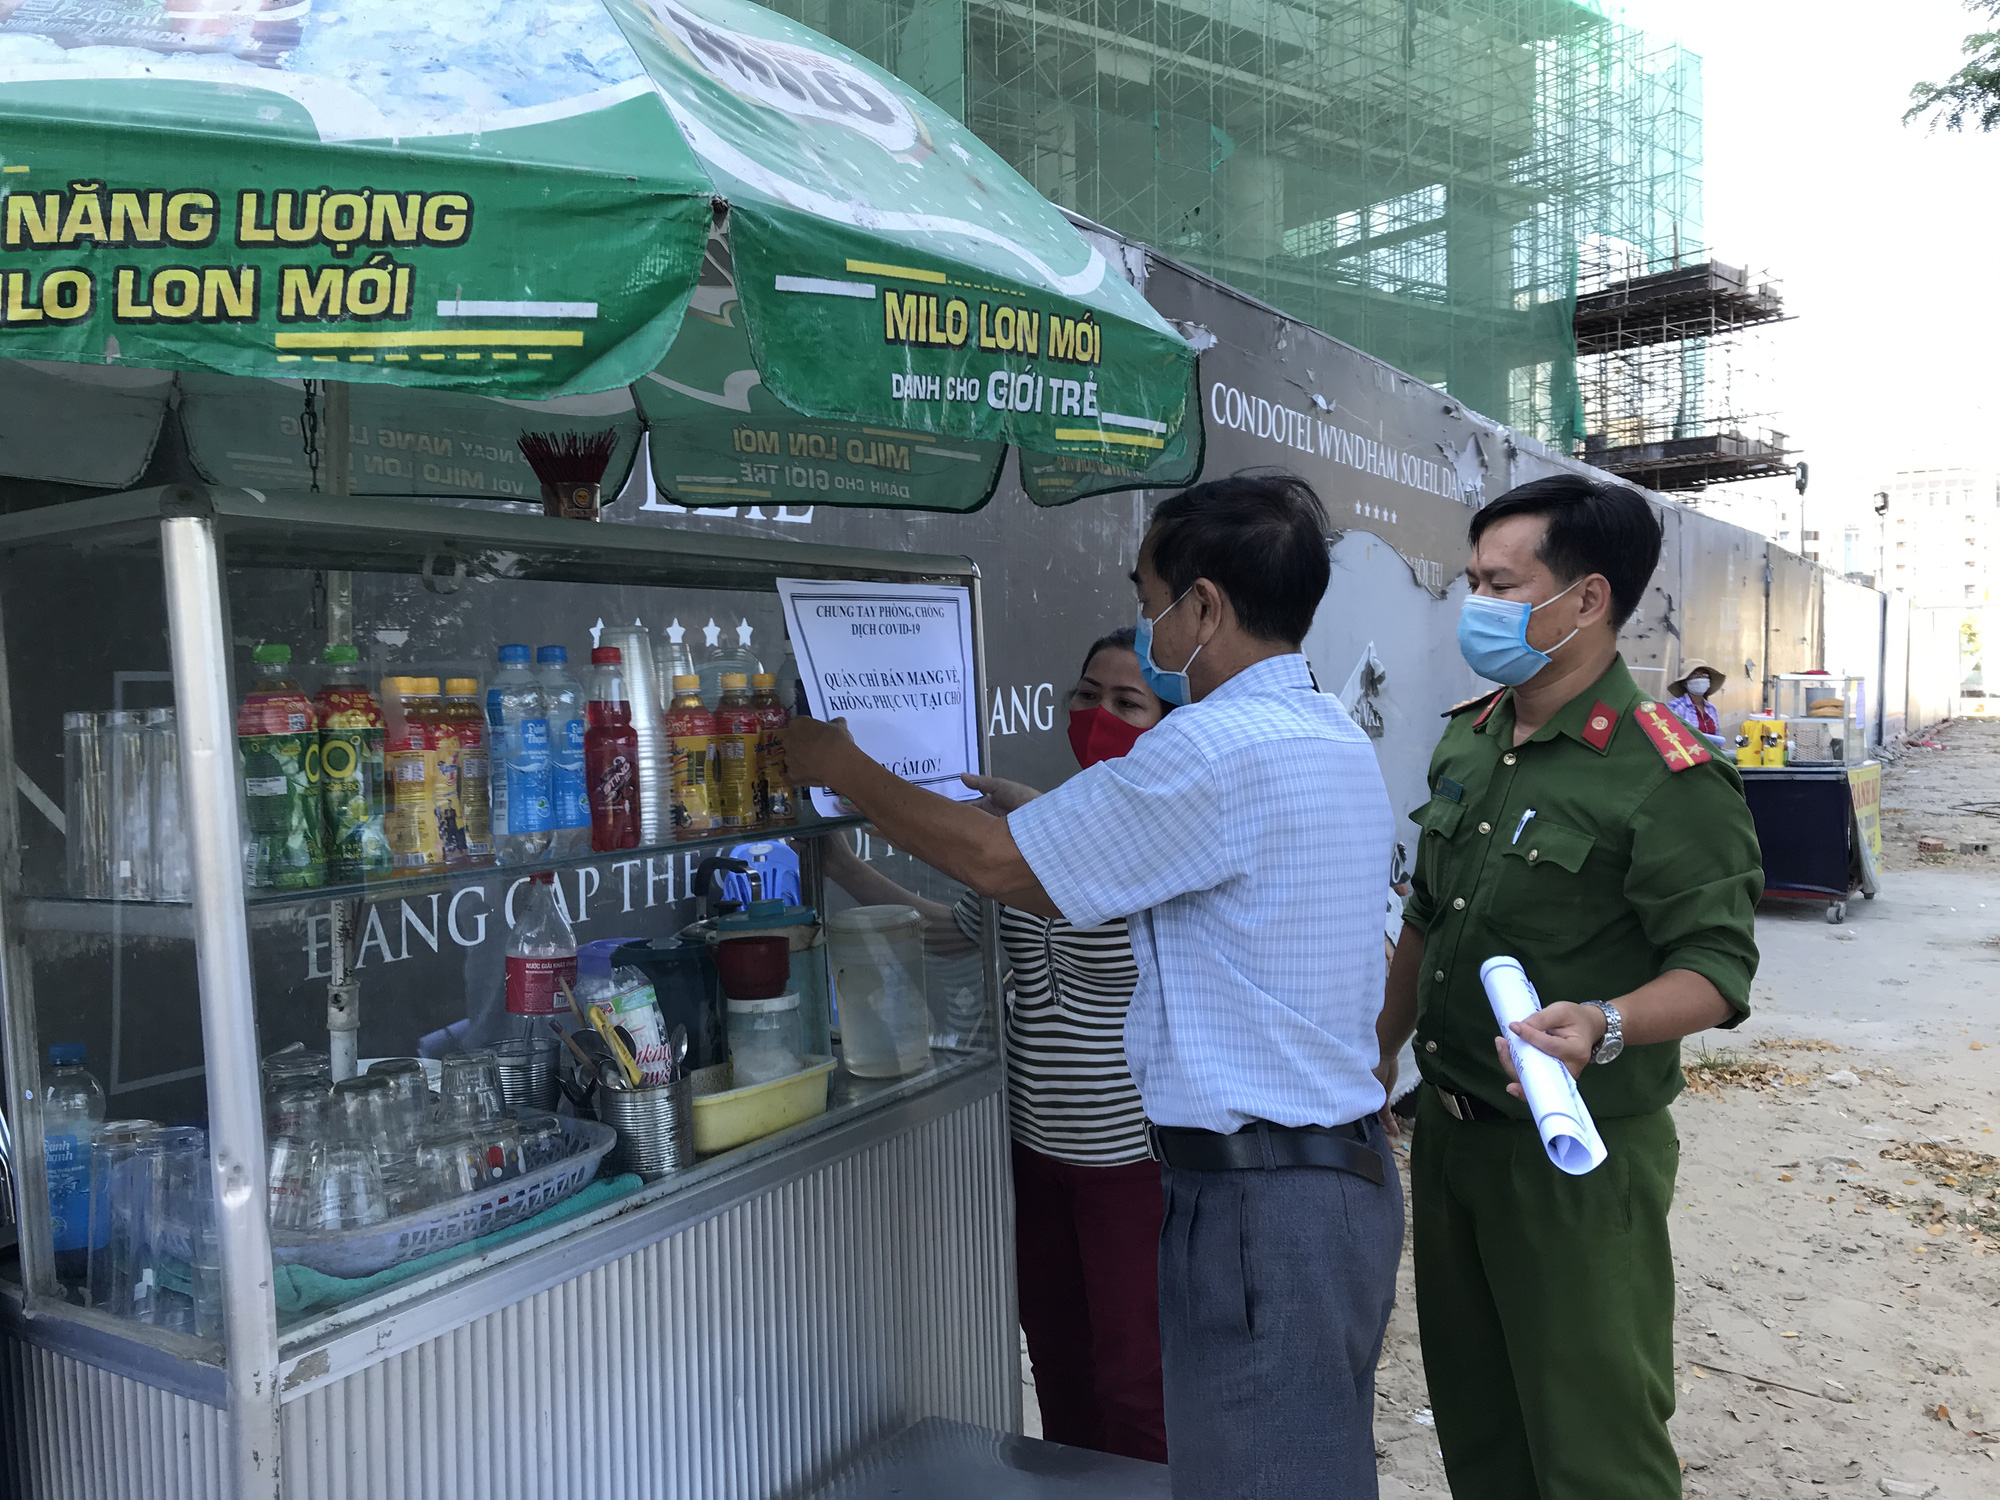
[1617,0,2000,513]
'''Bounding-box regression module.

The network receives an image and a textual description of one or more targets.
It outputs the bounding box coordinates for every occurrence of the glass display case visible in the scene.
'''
[0,487,1003,1414]
[1771,673,1868,766]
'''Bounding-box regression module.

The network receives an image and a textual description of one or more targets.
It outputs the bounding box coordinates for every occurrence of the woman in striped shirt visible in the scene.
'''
[822,628,1168,1462]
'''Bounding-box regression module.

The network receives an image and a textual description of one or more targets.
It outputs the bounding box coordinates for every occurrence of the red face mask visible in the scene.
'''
[1068,706,1148,768]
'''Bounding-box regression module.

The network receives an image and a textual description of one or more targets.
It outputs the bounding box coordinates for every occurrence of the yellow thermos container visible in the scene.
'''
[1736,716,1786,767]
[1759,718,1787,767]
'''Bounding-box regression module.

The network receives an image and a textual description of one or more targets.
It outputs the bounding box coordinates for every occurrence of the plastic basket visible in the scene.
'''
[270,1119,617,1279]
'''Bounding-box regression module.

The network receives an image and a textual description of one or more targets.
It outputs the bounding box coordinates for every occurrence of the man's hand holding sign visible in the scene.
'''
[782,712,1059,919]
[776,578,1059,918]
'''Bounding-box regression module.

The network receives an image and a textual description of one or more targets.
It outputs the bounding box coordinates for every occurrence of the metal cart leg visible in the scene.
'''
[162,510,282,1500]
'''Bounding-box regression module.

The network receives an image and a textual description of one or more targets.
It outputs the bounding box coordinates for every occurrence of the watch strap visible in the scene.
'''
[1586,1000,1623,1064]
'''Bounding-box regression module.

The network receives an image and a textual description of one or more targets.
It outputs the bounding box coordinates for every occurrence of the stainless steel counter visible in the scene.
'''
[3,1058,1016,1500]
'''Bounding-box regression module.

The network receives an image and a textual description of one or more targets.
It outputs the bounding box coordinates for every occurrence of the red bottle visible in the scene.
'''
[585,646,640,851]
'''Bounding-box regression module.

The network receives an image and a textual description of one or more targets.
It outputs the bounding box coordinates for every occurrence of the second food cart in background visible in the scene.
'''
[1739,673,1882,924]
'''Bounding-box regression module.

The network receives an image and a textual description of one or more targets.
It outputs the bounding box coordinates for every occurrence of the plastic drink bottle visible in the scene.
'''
[750,674,796,827]
[505,871,577,1022]
[312,646,390,882]
[666,674,718,839]
[42,1043,105,1294]
[538,645,590,857]
[697,619,761,710]
[412,678,466,867]
[381,677,443,873]
[714,673,761,832]
[443,678,493,868]
[585,647,640,852]
[487,645,552,865]
[238,644,324,889]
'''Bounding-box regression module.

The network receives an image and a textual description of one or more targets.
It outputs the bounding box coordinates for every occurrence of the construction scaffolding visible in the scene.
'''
[765,0,1703,451]
[1573,244,1792,491]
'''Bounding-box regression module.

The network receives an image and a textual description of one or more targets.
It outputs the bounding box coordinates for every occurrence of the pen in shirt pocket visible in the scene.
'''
[1511,808,1536,844]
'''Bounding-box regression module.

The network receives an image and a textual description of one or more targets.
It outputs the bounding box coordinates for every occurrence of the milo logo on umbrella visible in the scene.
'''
[645,0,920,156]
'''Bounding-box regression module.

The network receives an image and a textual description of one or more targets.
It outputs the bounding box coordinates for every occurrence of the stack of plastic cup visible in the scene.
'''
[601,623,669,844]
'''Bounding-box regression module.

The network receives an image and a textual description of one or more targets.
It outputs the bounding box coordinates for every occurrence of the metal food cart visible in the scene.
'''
[0,487,1016,1497]
[0,0,1202,1491]
[1740,674,1882,923]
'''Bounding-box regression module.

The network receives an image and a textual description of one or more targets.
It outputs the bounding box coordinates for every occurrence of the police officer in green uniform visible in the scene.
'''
[1376,474,1763,1500]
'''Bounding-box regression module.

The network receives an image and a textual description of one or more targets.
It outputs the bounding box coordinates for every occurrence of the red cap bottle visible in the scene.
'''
[585,647,640,851]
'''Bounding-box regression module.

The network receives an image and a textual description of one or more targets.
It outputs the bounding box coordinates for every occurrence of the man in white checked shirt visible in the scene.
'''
[786,475,1401,1499]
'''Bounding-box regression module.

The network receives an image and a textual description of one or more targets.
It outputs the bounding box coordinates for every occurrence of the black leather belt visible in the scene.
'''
[1146,1118,1385,1185]
[1432,1085,1511,1123]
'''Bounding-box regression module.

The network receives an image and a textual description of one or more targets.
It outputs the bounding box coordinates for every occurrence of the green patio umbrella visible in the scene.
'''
[0,0,1198,510]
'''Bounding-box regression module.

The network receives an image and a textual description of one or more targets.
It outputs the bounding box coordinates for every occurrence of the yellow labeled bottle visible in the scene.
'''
[443,677,492,867]
[666,674,719,839]
[750,672,795,827]
[405,677,465,865]
[714,673,761,832]
[381,677,443,872]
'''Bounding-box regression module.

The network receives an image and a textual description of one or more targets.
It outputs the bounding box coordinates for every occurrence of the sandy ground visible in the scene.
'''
[1021,722,2000,1498]
[1880,719,2000,872]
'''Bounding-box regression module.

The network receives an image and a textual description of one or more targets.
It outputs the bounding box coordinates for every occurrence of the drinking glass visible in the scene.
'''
[509,1111,568,1172]
[365,1058,433,1138]
[145,708,191,901]
[412,1130,485,1206]
[266,1131,317,1232]
[437,1050,505,1126]
[305,1142,389,1232]
[105,709,151,901]
[266,1083,329,1142]
[63,711,108,898]
[330,1075,393,1143]
[488,1120,525,1181]
[185,1221,224,1341]
[85,1121,160,1317]
[459,1119,523,1185]
[263,1047,331,1091]
[138,1126,209,1333]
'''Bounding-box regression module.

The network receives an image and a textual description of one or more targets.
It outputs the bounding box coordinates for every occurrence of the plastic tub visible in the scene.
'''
[691,1056,835,1156]
[269,1118,615,1278]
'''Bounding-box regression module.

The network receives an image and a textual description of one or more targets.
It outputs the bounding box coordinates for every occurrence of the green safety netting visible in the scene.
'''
[0,0,1198,509]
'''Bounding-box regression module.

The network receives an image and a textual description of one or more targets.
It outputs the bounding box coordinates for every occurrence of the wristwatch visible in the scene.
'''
[1584,1001,1624,1064]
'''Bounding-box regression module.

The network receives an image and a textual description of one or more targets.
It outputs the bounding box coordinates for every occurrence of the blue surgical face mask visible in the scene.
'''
[1456,578,1582,686]
[1136,586,1203,706]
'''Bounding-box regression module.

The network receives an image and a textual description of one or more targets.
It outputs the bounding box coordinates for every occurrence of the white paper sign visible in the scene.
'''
[1478,955,1608,1176]
[777,578,982,818]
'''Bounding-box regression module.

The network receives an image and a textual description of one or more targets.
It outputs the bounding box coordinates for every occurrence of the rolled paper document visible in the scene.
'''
[1479,955,1608,1176]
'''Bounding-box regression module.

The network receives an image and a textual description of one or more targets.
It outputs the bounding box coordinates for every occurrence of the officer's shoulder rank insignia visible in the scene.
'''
[1443,689,1503,721]
[1633,700,1711,771]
